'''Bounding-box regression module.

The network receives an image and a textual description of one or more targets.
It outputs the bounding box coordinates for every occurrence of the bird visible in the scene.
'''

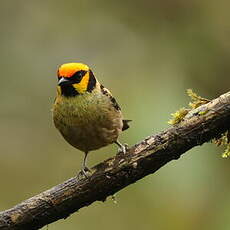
[52,62,130,177]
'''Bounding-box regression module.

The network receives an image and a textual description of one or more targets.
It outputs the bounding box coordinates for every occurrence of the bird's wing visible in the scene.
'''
[100,85,121,111]
[100,85,131,131]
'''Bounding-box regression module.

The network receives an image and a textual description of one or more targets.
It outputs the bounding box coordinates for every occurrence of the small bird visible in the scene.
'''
[52,63,130,177]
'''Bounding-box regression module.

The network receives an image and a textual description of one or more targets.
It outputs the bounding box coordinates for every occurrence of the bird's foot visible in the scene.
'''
[118,145,126,154]
[116,141,129,154]
[76,167,92,180]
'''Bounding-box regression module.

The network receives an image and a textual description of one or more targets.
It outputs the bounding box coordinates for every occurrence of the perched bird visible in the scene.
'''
[53,63,130,176]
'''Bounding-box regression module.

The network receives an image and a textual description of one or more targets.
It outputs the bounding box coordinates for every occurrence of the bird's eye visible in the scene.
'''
[73,70,86,78]
[70,70,87,83]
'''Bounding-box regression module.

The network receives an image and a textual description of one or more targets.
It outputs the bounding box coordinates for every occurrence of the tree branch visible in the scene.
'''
[1,92,230,230]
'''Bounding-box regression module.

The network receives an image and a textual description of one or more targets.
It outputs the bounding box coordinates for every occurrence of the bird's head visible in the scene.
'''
[57,63,97,97]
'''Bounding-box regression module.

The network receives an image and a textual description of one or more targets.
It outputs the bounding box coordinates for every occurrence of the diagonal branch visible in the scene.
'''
[0,91,230,230]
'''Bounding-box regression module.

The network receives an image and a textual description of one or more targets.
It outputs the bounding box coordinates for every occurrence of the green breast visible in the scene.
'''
[53,90,122,152]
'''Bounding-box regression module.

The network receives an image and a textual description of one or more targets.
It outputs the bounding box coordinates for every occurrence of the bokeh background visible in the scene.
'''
[0,1,230,229]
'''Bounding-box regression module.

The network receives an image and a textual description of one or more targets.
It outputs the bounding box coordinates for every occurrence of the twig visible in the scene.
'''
[0,91,230,230]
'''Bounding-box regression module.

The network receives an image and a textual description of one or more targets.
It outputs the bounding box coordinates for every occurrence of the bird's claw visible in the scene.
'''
[76,167,92,180]
[117,143,129,154]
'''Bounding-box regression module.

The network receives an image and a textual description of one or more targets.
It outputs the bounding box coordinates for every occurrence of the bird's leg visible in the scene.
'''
[115,140,128,154]
[82,151,91,173]
[77,152,91,179]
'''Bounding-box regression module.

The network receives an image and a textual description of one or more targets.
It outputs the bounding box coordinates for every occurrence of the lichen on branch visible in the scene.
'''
[168,89,230,158]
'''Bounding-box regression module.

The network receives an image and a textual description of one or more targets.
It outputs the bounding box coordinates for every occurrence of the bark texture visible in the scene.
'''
[0,91,230,230]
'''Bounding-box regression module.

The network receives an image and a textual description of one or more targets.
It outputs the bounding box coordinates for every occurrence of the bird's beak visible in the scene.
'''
[58,77,70,86]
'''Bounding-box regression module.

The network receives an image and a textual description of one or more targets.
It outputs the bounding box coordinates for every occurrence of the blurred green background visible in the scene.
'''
[0,1,230,229]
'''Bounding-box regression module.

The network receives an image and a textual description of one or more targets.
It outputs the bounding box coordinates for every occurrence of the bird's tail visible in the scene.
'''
[122,119,132,131]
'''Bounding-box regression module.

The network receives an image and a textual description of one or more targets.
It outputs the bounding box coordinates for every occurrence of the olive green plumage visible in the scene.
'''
[53,84,123,152]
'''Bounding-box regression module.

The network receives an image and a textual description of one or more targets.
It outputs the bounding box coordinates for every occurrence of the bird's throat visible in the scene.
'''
[60,84,79,97]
